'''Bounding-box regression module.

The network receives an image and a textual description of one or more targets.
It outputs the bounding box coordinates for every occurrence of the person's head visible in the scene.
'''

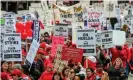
[1,61,9,72]
[70,68,76,79]
[113,58,123,67]
[37,49,47,60]
[44,32,50,39]
[13,64,22,70]
[52,72,62,80]
[11,69,22,80]
[96,62,103,72]
[62,67,70,77]
[73,75,81,80]
[86,68,94,77]
[47,63,53,72]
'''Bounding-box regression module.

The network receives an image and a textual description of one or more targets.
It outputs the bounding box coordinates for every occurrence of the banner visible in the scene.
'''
[62,47,83,62]
[101,31,113,48]
[54,24,68,38]
[51,36,64,55]
[87,8,103,30]
[25,40,40,68]
[76,29,96,56]
[32,20,40,42]
[4,12,16,33]
[3,33,22,61]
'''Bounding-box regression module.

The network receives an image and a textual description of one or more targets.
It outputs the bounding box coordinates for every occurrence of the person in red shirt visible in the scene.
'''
[1,72,9,80]
[62,67,70,80]
[85,68,96,80]
[1,61,12,79]
[37,49,51,70]
[10,69,23,80]
[39,63,54,80]
[95,62,109,80]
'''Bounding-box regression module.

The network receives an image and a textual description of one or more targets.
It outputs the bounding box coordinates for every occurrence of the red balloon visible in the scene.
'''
[25,21,33,30]
[26,29,33,37]
[16,29,24,33]
[16,22,24,30]
[21,32,27,40]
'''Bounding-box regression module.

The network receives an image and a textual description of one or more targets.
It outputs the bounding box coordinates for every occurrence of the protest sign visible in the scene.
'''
[4,12,16,33]
[104,0,118,17]
[32,20,40,42]
[87,8,103,30]
[51,36,64,56]
[76,29,96,56]
[114,22,121,30]
[62,47,83,62]
[101,31,113,48]
[0,22,4,59]
[59,8,74,25]
[54,24,68,38]
[96,33,101,46]
[101,30,126,48]
[73,4,83,22]
[126,38,133,48]
[25,40,40,68]
[3,33,22,61]
[54,45,68,72]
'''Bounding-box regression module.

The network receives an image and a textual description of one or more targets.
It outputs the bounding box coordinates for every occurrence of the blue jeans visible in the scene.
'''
[125,62,130,76]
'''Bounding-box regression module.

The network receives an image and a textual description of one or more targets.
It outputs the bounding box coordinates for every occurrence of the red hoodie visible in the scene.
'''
[39,71,54,80]
[85,73,96,80]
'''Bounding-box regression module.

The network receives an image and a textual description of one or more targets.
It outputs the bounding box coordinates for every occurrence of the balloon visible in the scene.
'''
[25,21,33,30]
[26,29,33,37]
[16,22,24,30]
[21,32,27,40]
[16,29,24,33]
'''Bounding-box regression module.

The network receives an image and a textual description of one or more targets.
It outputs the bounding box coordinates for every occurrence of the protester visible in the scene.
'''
[10,69,23,80]
[62,67,70,80]
[29,50,45,80]
[1,72,9,80]
[108,58,126,80]
[70,68,76,80]
[85,68,96,80]
[39,63,54,80]
[95,62,109,80]
[52,72,63,80]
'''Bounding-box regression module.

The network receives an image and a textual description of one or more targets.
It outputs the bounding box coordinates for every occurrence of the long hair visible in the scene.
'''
[113,58,123,67]
[52,72,62,80]
[62,67,70,78]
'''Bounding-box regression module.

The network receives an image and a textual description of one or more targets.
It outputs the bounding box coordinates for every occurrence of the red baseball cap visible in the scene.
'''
[37,49,48,55]
[40,42,46,48]
[11,69,22,76]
